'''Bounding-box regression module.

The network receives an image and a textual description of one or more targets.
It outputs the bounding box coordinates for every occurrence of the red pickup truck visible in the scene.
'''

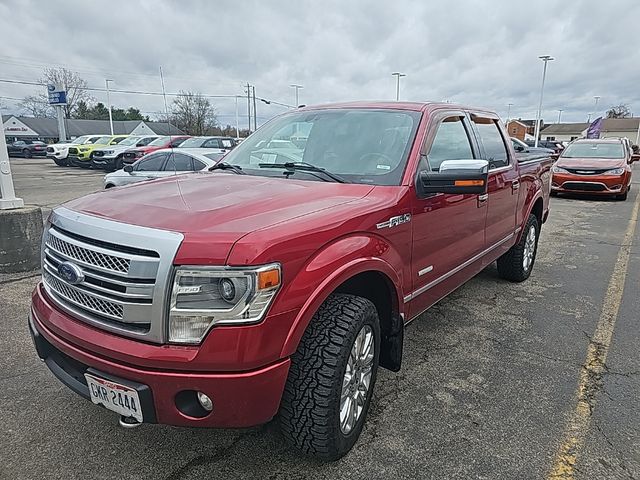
[30,102,551,460]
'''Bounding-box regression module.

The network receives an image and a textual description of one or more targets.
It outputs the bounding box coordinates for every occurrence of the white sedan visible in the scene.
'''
[103,148,224,188]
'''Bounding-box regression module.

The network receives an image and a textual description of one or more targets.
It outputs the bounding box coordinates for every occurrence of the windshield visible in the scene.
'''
[95,136,112,144]
[178,137,206,148]
[562,142,625,159]
[147,136,171,146]
[117,136,141,146]
[221,109,421,185]
[71,135,90,144]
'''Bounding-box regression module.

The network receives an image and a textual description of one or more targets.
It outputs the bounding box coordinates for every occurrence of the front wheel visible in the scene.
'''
[497,214,539,282]
[616,188,628,201]
[22,148,32,158]
[279,293,380,460]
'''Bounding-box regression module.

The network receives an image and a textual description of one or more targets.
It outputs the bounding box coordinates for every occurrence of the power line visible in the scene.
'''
[0,77,293,108]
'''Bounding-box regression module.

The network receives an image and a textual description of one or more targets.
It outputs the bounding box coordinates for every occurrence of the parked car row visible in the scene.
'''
[39,134,237,171]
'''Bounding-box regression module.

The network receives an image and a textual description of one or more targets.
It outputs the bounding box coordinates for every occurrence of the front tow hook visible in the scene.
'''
[119,415,142,429]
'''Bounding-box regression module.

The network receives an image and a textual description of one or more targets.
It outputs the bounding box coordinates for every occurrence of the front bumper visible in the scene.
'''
[68,154,92,167]
[551,173,629,195]
[90,156,117,170]
[30,285,291,428]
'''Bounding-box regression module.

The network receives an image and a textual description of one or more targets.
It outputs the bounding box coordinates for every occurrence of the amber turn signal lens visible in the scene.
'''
[258,268,280,289]
[454,179,485,187]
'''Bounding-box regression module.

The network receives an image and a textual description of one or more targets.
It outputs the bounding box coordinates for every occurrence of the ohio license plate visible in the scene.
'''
[84,373,143,422]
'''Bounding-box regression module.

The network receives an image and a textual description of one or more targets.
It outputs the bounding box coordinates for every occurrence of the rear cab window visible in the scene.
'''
[472,116,510,169]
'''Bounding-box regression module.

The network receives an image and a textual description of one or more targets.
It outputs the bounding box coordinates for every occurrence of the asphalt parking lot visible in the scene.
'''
[2,158,639,479]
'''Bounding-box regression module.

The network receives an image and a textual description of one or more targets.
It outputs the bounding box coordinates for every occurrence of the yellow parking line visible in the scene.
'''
[548,192,640,479]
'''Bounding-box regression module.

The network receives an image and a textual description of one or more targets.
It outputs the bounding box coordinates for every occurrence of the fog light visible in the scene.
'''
[197,391,213,411]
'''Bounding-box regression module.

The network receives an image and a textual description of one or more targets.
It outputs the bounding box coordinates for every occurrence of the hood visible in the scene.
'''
[556,157,625,169]
[94,144,132,154]
[63,174,374,264]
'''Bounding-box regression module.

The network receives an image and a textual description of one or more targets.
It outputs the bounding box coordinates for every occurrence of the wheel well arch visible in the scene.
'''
[531,197,544,226]
[334,270,403,372]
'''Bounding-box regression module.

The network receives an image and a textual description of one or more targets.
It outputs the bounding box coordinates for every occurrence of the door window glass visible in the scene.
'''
[473,118,509,169]
[192,159,206,170]
[135,152,168,171]
[427,117,474,171]
[202,138,220,148]
[164,153,193,171]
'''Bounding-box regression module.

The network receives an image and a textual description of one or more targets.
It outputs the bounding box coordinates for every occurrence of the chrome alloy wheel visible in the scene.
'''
[523,225,536,271]
[339,324,375,435]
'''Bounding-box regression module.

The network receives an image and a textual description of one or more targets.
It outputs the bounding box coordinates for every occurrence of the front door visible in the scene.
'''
[408,112,488,318]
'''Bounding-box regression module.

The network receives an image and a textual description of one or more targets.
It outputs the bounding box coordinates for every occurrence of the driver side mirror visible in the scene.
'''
[630,154,640,164]
[418,159,489,196]
[514,144,525,152]
[550,153,560,160]
[123,164,134,174]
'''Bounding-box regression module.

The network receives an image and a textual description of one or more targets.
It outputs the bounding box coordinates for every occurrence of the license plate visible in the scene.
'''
[84,373,143,423]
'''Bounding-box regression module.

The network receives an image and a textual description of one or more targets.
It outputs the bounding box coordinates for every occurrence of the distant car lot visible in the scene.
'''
[3,156,640,479]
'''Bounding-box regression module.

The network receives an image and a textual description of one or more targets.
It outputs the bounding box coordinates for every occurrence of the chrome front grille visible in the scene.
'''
[43,270,125,320]
[46,232,131,274]
[41,207,184,343]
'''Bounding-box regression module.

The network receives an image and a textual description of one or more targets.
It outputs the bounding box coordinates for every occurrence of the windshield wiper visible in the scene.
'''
[208,162,245,174]
[257,161,346,183]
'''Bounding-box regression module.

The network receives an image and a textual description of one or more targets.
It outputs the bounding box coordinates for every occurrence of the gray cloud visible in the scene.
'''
[1,0,639,127]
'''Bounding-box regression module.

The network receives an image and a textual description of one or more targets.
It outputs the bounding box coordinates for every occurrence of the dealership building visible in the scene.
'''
[3,115,183,143]
[541,118,640,143]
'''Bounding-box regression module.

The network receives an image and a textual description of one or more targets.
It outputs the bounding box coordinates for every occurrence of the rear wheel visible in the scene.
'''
[279,293,380,460]
[497,214,539,282]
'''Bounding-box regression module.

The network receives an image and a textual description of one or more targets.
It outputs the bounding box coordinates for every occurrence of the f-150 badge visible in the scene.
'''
[376,213,411,229]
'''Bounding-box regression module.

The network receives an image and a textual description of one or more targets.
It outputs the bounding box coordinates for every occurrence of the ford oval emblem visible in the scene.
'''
[57,261,84,285]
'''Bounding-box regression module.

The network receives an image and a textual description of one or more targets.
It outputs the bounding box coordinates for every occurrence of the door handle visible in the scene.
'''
[477,193,488,207]
[512,180,520,191]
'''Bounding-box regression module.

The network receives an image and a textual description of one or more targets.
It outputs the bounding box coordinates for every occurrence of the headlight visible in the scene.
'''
[552,165,569,174]
[168,264,281,344]
[604,168,624,175]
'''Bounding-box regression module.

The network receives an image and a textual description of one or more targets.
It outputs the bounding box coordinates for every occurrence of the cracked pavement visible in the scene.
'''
[1,158,639,479]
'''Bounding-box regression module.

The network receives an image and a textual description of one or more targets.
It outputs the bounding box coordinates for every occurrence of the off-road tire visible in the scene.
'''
[53,158,67,167]
[279,293,380,460]
[497,214,539,282]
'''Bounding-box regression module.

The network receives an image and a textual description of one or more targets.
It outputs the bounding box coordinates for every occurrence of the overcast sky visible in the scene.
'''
[1,0,639,127]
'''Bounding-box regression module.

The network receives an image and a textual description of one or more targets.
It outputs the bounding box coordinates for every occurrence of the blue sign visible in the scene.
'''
[47,84,67,105]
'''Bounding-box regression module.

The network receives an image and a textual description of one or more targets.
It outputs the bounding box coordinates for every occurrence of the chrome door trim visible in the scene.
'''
[403,231,515,303]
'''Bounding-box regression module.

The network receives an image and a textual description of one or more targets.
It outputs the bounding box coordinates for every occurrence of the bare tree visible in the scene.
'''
[606,104,632,119]
[19,95,55,117]
[21,68,93,118]
[170,91,218,135]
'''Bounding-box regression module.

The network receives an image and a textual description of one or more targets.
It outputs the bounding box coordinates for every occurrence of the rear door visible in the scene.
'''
[132,152,170,183]
[469,114,519,253]
[408,111,487,317]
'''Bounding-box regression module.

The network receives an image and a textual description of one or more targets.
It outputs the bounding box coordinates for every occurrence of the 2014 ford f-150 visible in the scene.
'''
[30,102,552,459]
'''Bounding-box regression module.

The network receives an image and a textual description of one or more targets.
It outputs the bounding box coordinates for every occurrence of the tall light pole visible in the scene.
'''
[235,95,240,140]
[533,55,554,147]
[557,109,563,123]
[105,79,114,135]
[290,84,303,107]
[392,72,406,101]
[506,103,513,124]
